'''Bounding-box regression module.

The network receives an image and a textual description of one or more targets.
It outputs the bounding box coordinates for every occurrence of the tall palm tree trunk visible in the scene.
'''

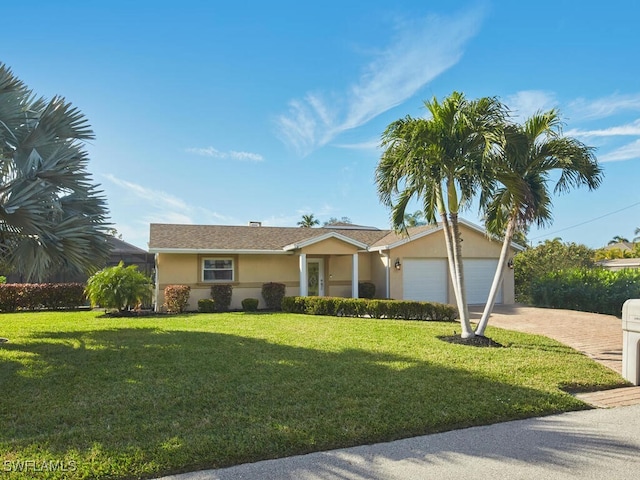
[449,212,473,337]
[475,217,517,336]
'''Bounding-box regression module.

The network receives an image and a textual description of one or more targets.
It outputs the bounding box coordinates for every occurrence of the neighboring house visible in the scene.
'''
[149,219,522,311]
[5,236,155,283]
[598,258,640,271]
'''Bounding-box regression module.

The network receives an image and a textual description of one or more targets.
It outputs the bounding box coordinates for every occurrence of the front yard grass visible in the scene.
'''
[0,310,627,479]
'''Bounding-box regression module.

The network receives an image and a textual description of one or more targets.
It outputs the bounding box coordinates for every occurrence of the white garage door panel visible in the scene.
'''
[463,259,502,304]
[403,259,448,303]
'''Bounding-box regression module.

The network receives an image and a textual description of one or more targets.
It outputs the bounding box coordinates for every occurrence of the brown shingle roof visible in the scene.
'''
[149,224,394,251]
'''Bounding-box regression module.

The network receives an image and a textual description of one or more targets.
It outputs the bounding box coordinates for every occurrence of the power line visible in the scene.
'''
[530,200,640,240]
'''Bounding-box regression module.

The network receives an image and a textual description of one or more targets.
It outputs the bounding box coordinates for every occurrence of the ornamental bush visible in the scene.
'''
[86,262,152,311]
[358,282,376,299]
[164,285,191,313]
[211,284,233,311]
[261,282,286,310]
[198,298,216,313]
[241,298,259,312]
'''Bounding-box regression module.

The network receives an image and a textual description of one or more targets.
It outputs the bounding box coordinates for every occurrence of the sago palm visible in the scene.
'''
[0,63,110,280]
[376,92,505,338]
[476,110,602,336]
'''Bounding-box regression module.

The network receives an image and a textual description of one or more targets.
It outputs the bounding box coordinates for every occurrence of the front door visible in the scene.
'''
[307,258,325,296]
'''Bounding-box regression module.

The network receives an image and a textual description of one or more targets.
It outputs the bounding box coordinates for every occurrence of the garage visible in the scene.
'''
[402,258,448,303]
[463,259,502,304]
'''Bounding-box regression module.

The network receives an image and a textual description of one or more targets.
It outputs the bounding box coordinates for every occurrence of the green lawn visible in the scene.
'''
[0,311,627,479]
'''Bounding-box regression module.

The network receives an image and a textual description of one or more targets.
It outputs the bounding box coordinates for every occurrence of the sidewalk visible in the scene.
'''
[158,405,640,480]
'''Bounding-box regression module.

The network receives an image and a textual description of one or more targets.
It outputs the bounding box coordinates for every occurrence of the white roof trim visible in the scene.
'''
[283,231,369,251]
[369,219,526,252]
[368,225,444,252]
[149,248,291,255]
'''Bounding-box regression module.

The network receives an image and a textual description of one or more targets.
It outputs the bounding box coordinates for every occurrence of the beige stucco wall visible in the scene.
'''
[154,225,517,310]
[383,225,517,304]
[155,250,373,310]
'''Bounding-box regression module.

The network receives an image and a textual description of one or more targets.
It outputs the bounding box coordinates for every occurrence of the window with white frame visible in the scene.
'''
[202,258,234,282]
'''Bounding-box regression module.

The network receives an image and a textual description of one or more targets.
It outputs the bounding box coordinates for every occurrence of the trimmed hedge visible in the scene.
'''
[358,282,376,299]
[198,298,216,313]
[211,284,233,312]
[530,267,640,317]
[164,285,191,313]
[0,283,85,312]
[241,298,259,312]
[261,282,286,310]
[281,296,457,321]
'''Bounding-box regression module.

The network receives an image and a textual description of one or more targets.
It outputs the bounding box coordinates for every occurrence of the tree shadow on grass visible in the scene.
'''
[0,327,626,479]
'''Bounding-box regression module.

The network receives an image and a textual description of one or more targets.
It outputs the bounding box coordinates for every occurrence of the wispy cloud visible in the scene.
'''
[504,90,557,122]
[275,8,485,156]
[335,138,381,152]
[569,93,640,119]
[186,146,264,162]
[566,119,640,138]
[599,139,640,162]
[103,173,230,225]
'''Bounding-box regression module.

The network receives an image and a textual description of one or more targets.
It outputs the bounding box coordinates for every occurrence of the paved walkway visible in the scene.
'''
[470,304,640,408]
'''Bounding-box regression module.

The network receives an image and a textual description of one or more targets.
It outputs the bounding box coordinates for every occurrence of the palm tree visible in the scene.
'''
[475,110,602,336]
[297,214,319,228]
[0,63,110,280]
[376,92,505,338]
[634,227,640,243]
[403,210,426,227]
[608,235,630,245]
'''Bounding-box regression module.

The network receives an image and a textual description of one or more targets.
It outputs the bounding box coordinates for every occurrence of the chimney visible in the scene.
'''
[248,221,262,227]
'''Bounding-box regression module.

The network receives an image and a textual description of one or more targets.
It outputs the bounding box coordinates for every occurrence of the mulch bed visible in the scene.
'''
[438,335,503,348]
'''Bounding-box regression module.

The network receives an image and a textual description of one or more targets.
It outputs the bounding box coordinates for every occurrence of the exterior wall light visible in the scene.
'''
[507,258,514,269]
[394,258,401,270]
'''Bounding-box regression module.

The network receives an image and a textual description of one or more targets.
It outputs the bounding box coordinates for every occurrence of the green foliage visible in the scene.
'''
[514,239,595,303]
[281,296,457,321]
[0,276,6,284]
[241,298,259,312]
[0,283,85,312]
[211,284,233,311]
[530,268,640,317]
[0,63,110,281]
[164,285,191,313]
[197,298,215,313]
[85,262,152,311]
[594,243,640,260]
[358,281,376,299]
[261,282,286,310]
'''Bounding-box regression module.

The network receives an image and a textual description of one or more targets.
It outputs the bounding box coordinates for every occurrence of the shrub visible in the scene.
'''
[211,284,233,311]
[85,262,152,311]
[164,285,191,313]
[241,298,259,312]
[0,283,86,312]
[530,267,640,317]
[261,282,286,310]
[358,282,376,299]
[281,296,457,322]
[198,298,216,313]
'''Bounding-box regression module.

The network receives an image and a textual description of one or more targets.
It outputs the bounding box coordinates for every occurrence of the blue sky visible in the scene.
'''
[3,1,640,249]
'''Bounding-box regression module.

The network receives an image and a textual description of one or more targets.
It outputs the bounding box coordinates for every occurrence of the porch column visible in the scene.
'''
[299,253,308,296]
[351,253,359,298]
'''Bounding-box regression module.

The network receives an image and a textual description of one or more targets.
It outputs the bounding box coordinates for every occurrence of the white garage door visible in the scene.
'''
[463,259,502,305]
[403,259,448,303]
